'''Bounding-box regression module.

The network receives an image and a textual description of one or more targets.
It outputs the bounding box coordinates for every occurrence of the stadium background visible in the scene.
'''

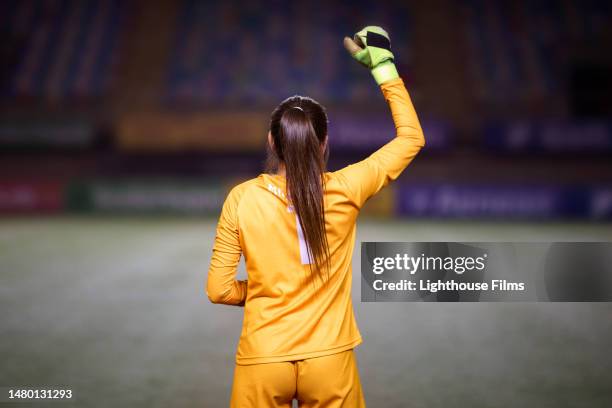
[1,0,611,406]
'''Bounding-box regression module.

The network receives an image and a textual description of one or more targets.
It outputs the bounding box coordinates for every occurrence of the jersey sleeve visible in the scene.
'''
[206,186,247,306]
[334,77,425,208]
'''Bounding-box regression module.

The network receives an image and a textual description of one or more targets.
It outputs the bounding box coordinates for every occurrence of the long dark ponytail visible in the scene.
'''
[268,96,330,280]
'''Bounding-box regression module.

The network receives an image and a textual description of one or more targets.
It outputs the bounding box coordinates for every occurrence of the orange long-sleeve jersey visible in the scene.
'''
[207,77,425,365]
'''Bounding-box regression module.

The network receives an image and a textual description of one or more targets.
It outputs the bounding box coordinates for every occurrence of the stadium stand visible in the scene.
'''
[0,0,610,218]
[0,0,129,101]
[165,0,413,106]
[462,0,612,115]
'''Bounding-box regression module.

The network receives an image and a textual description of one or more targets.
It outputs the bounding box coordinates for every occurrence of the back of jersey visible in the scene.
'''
[226,172,362,365]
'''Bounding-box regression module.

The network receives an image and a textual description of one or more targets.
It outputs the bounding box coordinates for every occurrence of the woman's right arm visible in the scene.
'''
[207,186,247,306]
[335,76,425,208]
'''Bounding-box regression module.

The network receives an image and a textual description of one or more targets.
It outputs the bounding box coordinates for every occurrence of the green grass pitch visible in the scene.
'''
[1,217,611,407]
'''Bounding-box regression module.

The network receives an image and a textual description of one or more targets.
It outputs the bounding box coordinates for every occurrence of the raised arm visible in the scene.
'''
[335,26,425,208]
[206,186,247,306]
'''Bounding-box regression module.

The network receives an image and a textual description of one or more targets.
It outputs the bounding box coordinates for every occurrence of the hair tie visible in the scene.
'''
[291,106,304,112]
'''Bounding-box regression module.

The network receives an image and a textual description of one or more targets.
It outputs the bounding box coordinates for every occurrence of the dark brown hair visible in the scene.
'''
[268,95,330,280]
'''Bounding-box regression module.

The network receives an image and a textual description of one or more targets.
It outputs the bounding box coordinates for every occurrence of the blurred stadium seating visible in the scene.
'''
[0,0,610,219]
[1,0,129,102]
[165,0,413,106]
[462,0,612,116]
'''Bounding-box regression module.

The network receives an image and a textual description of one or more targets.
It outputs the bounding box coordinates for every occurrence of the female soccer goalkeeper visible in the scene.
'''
[207,26,425,407]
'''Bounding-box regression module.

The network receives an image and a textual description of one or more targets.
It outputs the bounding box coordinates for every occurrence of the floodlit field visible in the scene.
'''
[1,217,611,407]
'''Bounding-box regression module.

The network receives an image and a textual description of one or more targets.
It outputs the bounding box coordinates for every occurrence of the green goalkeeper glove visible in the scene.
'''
[343,26,399,85]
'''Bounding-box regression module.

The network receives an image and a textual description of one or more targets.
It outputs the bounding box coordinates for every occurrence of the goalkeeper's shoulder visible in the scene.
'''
[221,177,260,214]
